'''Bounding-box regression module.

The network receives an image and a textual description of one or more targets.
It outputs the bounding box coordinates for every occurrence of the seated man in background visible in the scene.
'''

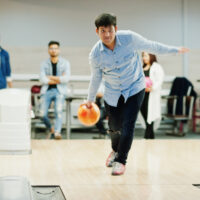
[0,44,12,89]
[40,41,71,139]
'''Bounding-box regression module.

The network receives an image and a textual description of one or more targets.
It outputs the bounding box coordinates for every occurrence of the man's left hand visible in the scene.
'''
[178,47,189,54]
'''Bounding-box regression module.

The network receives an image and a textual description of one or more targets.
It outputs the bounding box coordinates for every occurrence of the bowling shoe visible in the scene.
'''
[106,151,117,167]
[112,162,126,176]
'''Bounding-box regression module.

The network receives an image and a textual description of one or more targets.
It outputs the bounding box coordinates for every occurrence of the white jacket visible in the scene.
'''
[139,62,164,129]
[148,62,164,124]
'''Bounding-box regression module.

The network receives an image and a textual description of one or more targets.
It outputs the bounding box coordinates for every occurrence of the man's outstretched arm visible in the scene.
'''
[131,31,189,54]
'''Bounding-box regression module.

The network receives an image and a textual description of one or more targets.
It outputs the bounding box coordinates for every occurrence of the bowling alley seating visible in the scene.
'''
[31,85,44,138]
[31,85,56,138]
[163,77,196,136]
[192,96,200,132]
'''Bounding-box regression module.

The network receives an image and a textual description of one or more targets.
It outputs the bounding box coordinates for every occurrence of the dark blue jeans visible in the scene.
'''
[105,89,145,165]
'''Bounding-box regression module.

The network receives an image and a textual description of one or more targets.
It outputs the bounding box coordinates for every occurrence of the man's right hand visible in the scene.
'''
[48,80,57,85]
[85,101,93,109]
[48,76,60,85]
[96,92,103,98]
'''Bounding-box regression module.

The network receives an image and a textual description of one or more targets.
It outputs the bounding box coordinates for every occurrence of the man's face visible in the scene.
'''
[96,25,117,46]
[48,44,60,57]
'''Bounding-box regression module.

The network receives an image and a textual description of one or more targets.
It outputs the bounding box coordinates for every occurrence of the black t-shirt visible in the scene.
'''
[48,62,57,90]
[144,68,150,77]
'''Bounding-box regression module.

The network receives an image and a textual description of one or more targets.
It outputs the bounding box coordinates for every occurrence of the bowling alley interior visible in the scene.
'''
[0,0,200,199]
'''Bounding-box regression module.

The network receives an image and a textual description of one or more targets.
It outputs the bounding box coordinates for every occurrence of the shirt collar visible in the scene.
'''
[48,57,60,64]
[99,42,104,52]
[115,34,122,47]
[100,34,121,52]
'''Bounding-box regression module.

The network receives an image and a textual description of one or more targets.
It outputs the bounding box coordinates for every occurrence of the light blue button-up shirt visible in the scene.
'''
[87,30,179,107]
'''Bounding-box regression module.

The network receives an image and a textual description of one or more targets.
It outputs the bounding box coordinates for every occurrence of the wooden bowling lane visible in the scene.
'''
[0,139,200,200]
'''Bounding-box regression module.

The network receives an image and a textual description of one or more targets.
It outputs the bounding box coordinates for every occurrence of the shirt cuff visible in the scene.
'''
[6,77,12,82]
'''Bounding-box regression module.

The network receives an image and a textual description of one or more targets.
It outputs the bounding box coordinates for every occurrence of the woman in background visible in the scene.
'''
[141,52,164,139]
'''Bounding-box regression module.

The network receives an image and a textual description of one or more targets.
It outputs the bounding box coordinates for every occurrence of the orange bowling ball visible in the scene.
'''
[78,102,100,126]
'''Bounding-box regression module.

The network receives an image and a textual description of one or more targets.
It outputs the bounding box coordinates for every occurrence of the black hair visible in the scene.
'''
[48,41,60,47]
[95,13,117,29]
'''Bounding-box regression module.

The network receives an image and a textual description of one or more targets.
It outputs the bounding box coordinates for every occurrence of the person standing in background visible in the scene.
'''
[0,43,12,89]
[141,52,164,139]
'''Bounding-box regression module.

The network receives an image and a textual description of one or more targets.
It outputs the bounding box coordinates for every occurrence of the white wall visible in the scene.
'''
[0,0,200,90]
[0,0,199,48]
